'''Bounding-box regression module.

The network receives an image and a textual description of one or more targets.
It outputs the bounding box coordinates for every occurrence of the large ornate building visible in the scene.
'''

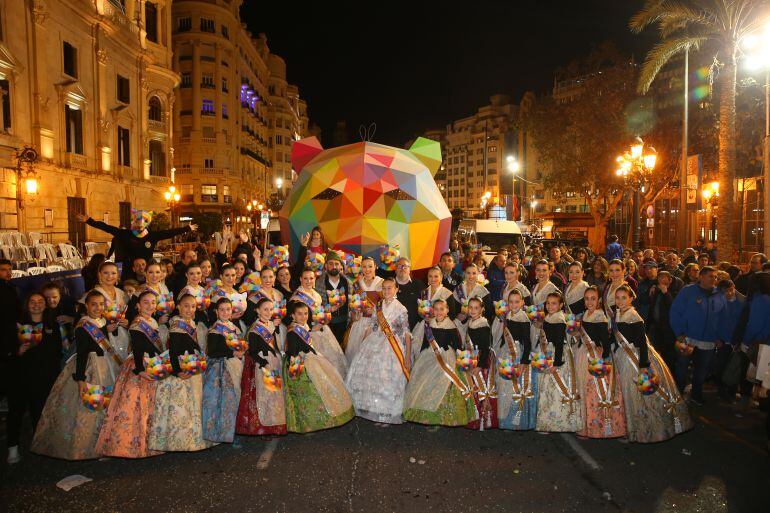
[0,0,178,245]
[171,0,310,221]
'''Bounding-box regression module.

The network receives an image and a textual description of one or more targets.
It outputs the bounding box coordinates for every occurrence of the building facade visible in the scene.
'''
[0,0,178,245]
[171,0,310,221]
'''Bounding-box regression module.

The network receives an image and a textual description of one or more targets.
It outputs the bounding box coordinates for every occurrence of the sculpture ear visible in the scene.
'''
[407,137,442,176]
[291,137,324,171]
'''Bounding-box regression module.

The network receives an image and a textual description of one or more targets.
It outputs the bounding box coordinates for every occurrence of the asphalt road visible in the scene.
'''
[2,387,768,513]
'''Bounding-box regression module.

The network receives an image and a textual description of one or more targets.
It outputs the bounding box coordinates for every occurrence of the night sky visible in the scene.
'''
[241,0,656,147]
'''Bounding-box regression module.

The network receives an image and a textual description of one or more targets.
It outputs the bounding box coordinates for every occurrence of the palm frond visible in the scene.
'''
[638,35,708,93]
[630,0,671,33]
[658,6,717,38]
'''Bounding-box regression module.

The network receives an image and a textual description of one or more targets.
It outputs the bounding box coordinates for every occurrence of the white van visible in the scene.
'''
[457,219,525,264]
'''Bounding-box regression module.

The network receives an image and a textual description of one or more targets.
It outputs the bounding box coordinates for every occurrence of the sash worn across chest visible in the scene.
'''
[172,319,198,341]
[424,324,472,398]
[376,305,409,380]
[250,322,276,349]
[292,290,315,307]
[82,320,124,366]
[132,319,162,351]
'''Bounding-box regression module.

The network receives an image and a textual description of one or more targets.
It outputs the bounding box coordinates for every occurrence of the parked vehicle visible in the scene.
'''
[457,219,525,264]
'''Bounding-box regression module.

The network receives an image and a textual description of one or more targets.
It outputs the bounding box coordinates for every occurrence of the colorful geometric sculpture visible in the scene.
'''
[280,137,451,270]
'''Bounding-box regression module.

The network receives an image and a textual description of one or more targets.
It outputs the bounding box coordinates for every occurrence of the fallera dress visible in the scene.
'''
[282,323,354,433]
[31,317,122,460]
[345,298,411,424]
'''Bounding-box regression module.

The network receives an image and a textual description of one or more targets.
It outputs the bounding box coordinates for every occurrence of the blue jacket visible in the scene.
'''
[743,293,770,345]
[669,284,728,343]
[721,296,746,345]
[605,242,623,261]
[487,261,506,301]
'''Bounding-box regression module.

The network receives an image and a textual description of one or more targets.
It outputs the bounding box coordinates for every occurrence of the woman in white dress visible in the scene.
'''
[531,259,560,307]
[535,292,583,433]
[344,257,384,363]
[492,263,531,346]
[345,278,412,424]
[411,267,454,362]
[290,267,347,378]
[89,262,131,360]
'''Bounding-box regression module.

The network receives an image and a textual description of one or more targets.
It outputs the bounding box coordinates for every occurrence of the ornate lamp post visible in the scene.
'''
[163,184,181,228]
[616,137,657,249]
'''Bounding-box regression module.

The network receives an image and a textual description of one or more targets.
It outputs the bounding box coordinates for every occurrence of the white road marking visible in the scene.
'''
[256,439,279,470]
[560,434,602,471]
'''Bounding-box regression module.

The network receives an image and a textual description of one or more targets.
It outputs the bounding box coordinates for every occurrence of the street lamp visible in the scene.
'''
[702,181,719,242]
[506,156,521,221]
[742,24,770,255]
[163,184,181,228]
[616,137,657,249]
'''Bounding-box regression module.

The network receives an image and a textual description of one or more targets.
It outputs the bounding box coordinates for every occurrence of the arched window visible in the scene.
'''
[148,96,162,122]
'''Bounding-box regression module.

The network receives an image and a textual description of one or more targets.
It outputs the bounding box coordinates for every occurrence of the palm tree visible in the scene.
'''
[630,0,769,259]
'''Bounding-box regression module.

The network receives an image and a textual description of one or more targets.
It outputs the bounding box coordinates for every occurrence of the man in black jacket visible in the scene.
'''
[170,248,198,298]
[76,210,196,279]
[394,257,424,330]
[646,270,683,372]
[314,251,352,344]
[0,259,21,412]
[438,252,462,291]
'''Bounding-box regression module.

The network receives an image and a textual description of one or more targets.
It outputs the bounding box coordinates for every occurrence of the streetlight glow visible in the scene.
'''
[25,178,38,195]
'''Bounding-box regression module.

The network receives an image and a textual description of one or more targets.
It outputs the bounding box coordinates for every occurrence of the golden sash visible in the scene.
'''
[425,326,472,398]
[376,305,410,381]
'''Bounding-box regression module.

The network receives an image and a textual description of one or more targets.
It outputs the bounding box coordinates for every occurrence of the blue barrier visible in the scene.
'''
[12,269,86,305]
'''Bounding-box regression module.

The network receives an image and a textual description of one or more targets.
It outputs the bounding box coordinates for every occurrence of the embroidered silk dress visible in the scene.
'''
[148,316,214,451]
[236,319,287,435]
[344,276,384,363]
[201,320,245,443]
[410,285,454,362]
[31,317,122,460]
[290,287,348,378]
[282,323,354,433]
[403,318,478,426]
[535,312,583,432]
[613,308,693,443]
[574,309,626,439]
[95,317,164,458]
[345,298,411,424]
[497,309,539,430]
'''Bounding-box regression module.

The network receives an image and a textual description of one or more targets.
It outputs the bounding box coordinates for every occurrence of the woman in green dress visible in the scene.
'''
[283,302,354,433]
[403,299,477,426]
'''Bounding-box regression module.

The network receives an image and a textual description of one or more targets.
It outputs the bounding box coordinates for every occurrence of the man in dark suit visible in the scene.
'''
[438,252,462,291]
